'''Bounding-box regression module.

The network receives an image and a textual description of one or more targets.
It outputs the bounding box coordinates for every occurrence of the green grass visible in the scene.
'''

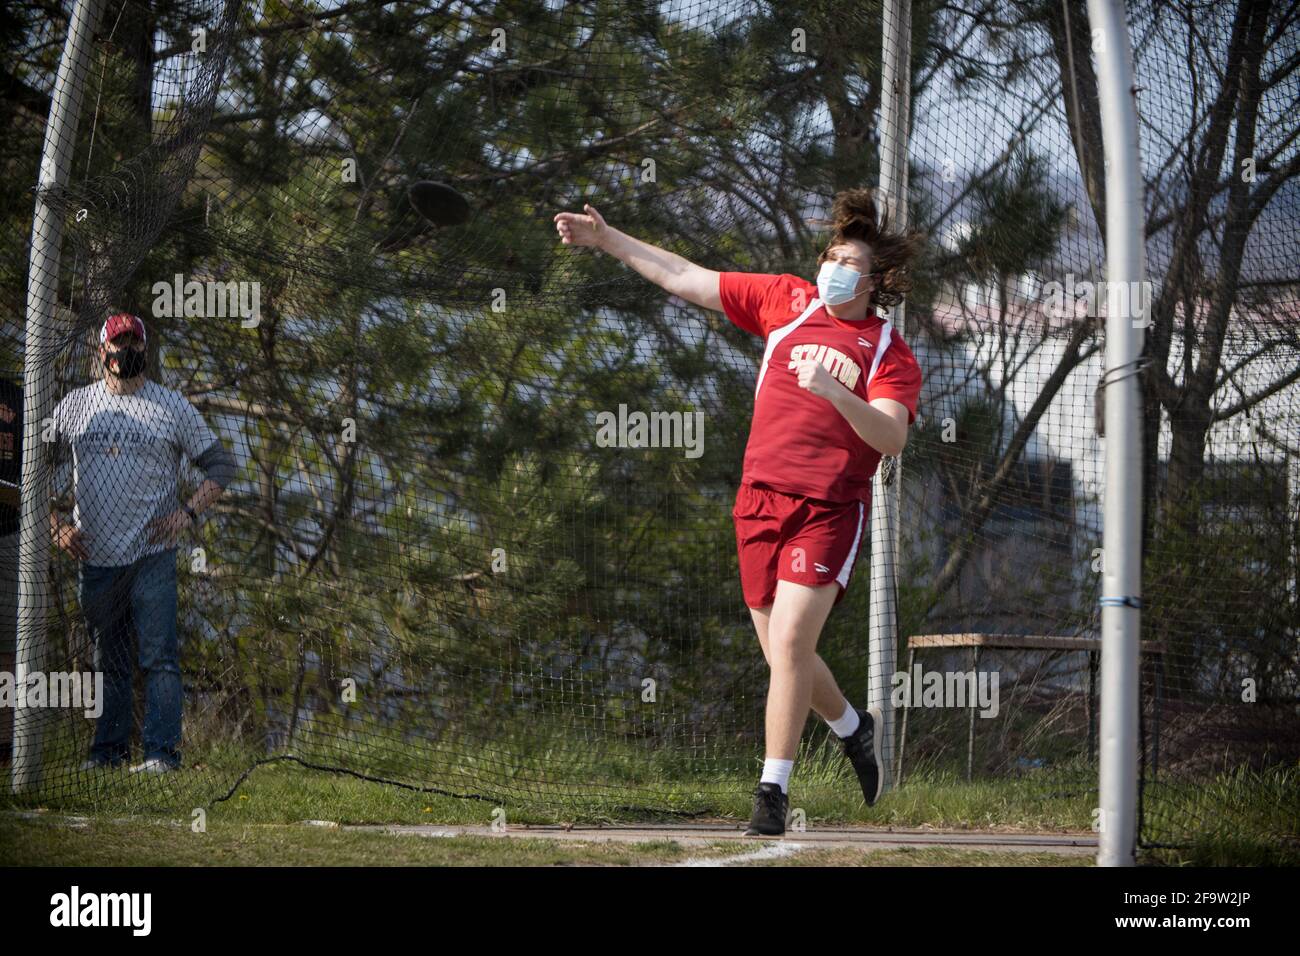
[1139,765,1300,854]
[0,814,1102,866]
[0,756,1106,867]
[4,755,1097,830]
[0,815,741,867]
[2,756,1290,864]
[3,733,1292,865]
[0,812,1106,867]
[1143,836,1300,867]
[745,846,1094,867]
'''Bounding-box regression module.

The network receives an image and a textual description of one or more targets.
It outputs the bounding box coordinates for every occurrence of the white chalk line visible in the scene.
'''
[675,839,811,867]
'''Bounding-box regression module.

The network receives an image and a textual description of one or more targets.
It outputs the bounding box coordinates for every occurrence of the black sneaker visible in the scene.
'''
[744,782,789,836]
[841,706,884,806]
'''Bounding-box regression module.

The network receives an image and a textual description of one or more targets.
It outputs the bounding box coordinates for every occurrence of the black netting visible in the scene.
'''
[2,0,1296,855]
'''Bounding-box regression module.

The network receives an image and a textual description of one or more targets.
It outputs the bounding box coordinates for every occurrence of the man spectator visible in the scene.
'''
[50,313,235,773]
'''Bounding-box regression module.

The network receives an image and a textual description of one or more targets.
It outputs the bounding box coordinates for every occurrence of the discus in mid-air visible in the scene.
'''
[407,180,470,226]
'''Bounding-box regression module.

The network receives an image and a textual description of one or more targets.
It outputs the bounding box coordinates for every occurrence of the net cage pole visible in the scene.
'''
[14,0,106,793]
[868,0,912,790]
[1088,0,1147,867]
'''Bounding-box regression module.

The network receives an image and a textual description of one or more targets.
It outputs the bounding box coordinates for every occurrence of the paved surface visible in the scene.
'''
[347,822,1098,857]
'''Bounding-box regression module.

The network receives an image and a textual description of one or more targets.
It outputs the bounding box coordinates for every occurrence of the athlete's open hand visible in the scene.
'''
[794,359,840,401]
[553,204,607,248]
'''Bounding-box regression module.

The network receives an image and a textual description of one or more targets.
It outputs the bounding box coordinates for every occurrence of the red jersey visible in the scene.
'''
[719,271,923,504]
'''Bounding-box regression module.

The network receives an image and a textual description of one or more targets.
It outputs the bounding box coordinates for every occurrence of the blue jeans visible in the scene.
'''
[80,549,180,767]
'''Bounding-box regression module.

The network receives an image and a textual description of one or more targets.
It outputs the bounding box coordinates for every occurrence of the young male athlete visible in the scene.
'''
[554,189,924,836]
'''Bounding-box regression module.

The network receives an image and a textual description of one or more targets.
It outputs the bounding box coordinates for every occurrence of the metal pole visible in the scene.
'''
[869,0,912,790]
[14,0,106,793]
[1087,0,1146,867]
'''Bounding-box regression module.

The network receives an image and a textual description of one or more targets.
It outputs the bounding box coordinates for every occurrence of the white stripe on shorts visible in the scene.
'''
[835,501,866,589]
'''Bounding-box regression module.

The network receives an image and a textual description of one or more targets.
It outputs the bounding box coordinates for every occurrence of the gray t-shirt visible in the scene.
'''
[53,379,217,568]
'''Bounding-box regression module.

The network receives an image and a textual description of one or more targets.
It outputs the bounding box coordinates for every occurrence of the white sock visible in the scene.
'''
[827,699,861,738]
[759,758,794,794]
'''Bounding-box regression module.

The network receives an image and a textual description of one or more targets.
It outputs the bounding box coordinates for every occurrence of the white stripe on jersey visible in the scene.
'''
[754,297,822,397]
[755,300,896,399]
[863,320,894,389]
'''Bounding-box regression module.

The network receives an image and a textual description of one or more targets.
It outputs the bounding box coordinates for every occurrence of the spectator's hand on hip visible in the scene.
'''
[53,522,90,561]
[147,509,192,547]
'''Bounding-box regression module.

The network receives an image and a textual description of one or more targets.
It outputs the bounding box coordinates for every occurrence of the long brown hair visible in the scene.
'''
[815,188,924,309]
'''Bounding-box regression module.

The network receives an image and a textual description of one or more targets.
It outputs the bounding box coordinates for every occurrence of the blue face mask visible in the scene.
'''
[816,260,867,306]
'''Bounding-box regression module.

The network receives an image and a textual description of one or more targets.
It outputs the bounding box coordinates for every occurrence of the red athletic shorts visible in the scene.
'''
[732,482,868,609]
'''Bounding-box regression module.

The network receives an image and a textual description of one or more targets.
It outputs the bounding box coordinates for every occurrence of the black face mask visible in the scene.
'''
[106,347,146,379]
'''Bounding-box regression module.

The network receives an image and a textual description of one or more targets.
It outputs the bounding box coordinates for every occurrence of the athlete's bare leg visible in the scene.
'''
[749,602,850,726]
[748,579,847,761]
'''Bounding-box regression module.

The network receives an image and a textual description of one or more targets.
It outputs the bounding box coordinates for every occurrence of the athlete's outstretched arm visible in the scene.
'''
[553,204,722,312]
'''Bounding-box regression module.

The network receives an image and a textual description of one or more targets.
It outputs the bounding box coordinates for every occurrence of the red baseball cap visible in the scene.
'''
[100,313,146,345]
